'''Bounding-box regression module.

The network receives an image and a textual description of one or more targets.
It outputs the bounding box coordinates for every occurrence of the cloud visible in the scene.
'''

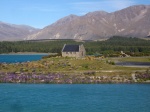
[70,0,137,15]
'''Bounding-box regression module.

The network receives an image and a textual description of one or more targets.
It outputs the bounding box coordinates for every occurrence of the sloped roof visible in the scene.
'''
[62,45,79,52]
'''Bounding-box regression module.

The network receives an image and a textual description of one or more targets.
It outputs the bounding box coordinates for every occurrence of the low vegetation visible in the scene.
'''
[117,57,150,62]
[0,56,149,83]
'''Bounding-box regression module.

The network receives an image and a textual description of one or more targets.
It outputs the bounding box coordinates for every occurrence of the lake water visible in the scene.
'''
[0,54,48,63]
[0,84,150,112]
[116,62,150,67]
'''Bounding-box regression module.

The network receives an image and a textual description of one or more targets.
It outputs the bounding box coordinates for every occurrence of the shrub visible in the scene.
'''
[42,53,61,59]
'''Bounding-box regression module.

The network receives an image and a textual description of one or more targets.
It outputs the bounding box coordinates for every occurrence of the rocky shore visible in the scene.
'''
[0,72,134,84]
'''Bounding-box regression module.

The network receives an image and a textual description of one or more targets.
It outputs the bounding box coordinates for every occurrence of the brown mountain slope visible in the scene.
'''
[26,5,150,40]
[0,22,39,41]
[1,5,150,41]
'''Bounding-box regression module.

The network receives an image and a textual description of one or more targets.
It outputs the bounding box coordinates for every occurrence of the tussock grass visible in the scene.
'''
[1,57,148,74]
[117,57,150,62]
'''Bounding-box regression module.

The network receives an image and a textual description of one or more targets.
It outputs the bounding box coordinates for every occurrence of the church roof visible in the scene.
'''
[62,45,79,52]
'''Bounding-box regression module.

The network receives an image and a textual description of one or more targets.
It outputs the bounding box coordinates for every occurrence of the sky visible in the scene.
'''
[0,0,150,28]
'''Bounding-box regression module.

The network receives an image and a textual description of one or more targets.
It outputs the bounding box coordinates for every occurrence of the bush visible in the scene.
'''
[82,64,89,69]
[42,53,61,59]
[106,60,115,65]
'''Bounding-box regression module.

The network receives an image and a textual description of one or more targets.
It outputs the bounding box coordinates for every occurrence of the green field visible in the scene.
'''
[116,57,150,62]
[1,56,149,74]
[0,56,150,83]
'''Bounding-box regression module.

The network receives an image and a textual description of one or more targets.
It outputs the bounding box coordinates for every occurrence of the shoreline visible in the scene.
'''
[0,71,149,84]
[0,52,56,55]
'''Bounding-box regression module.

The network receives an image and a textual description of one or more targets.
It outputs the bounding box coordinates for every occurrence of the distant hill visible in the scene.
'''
[0,22,39,41]
[26,5,150,40]
[1,5,150,41]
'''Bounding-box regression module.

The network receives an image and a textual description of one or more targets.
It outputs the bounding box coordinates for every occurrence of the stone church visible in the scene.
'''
[62,44,86,58]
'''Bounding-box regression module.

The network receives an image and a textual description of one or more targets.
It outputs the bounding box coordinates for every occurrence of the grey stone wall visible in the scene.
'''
[62,44,86,58]
[78,44,86,58]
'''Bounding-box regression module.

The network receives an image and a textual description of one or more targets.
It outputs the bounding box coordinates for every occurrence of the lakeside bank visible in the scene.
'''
[0,56,150,84]
[0,52,54,55]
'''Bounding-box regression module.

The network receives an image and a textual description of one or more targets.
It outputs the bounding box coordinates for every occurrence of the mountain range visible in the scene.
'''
[0,5,150,41]
[0,22,39,41]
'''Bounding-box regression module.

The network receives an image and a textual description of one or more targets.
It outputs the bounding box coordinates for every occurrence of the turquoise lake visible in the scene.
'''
[0,84,150,112]
[0,54,48,63]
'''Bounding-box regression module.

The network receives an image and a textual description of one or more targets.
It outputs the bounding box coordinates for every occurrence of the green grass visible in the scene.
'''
[1,56,149,74]
[1,56,150,83]
[116,57,150,62]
